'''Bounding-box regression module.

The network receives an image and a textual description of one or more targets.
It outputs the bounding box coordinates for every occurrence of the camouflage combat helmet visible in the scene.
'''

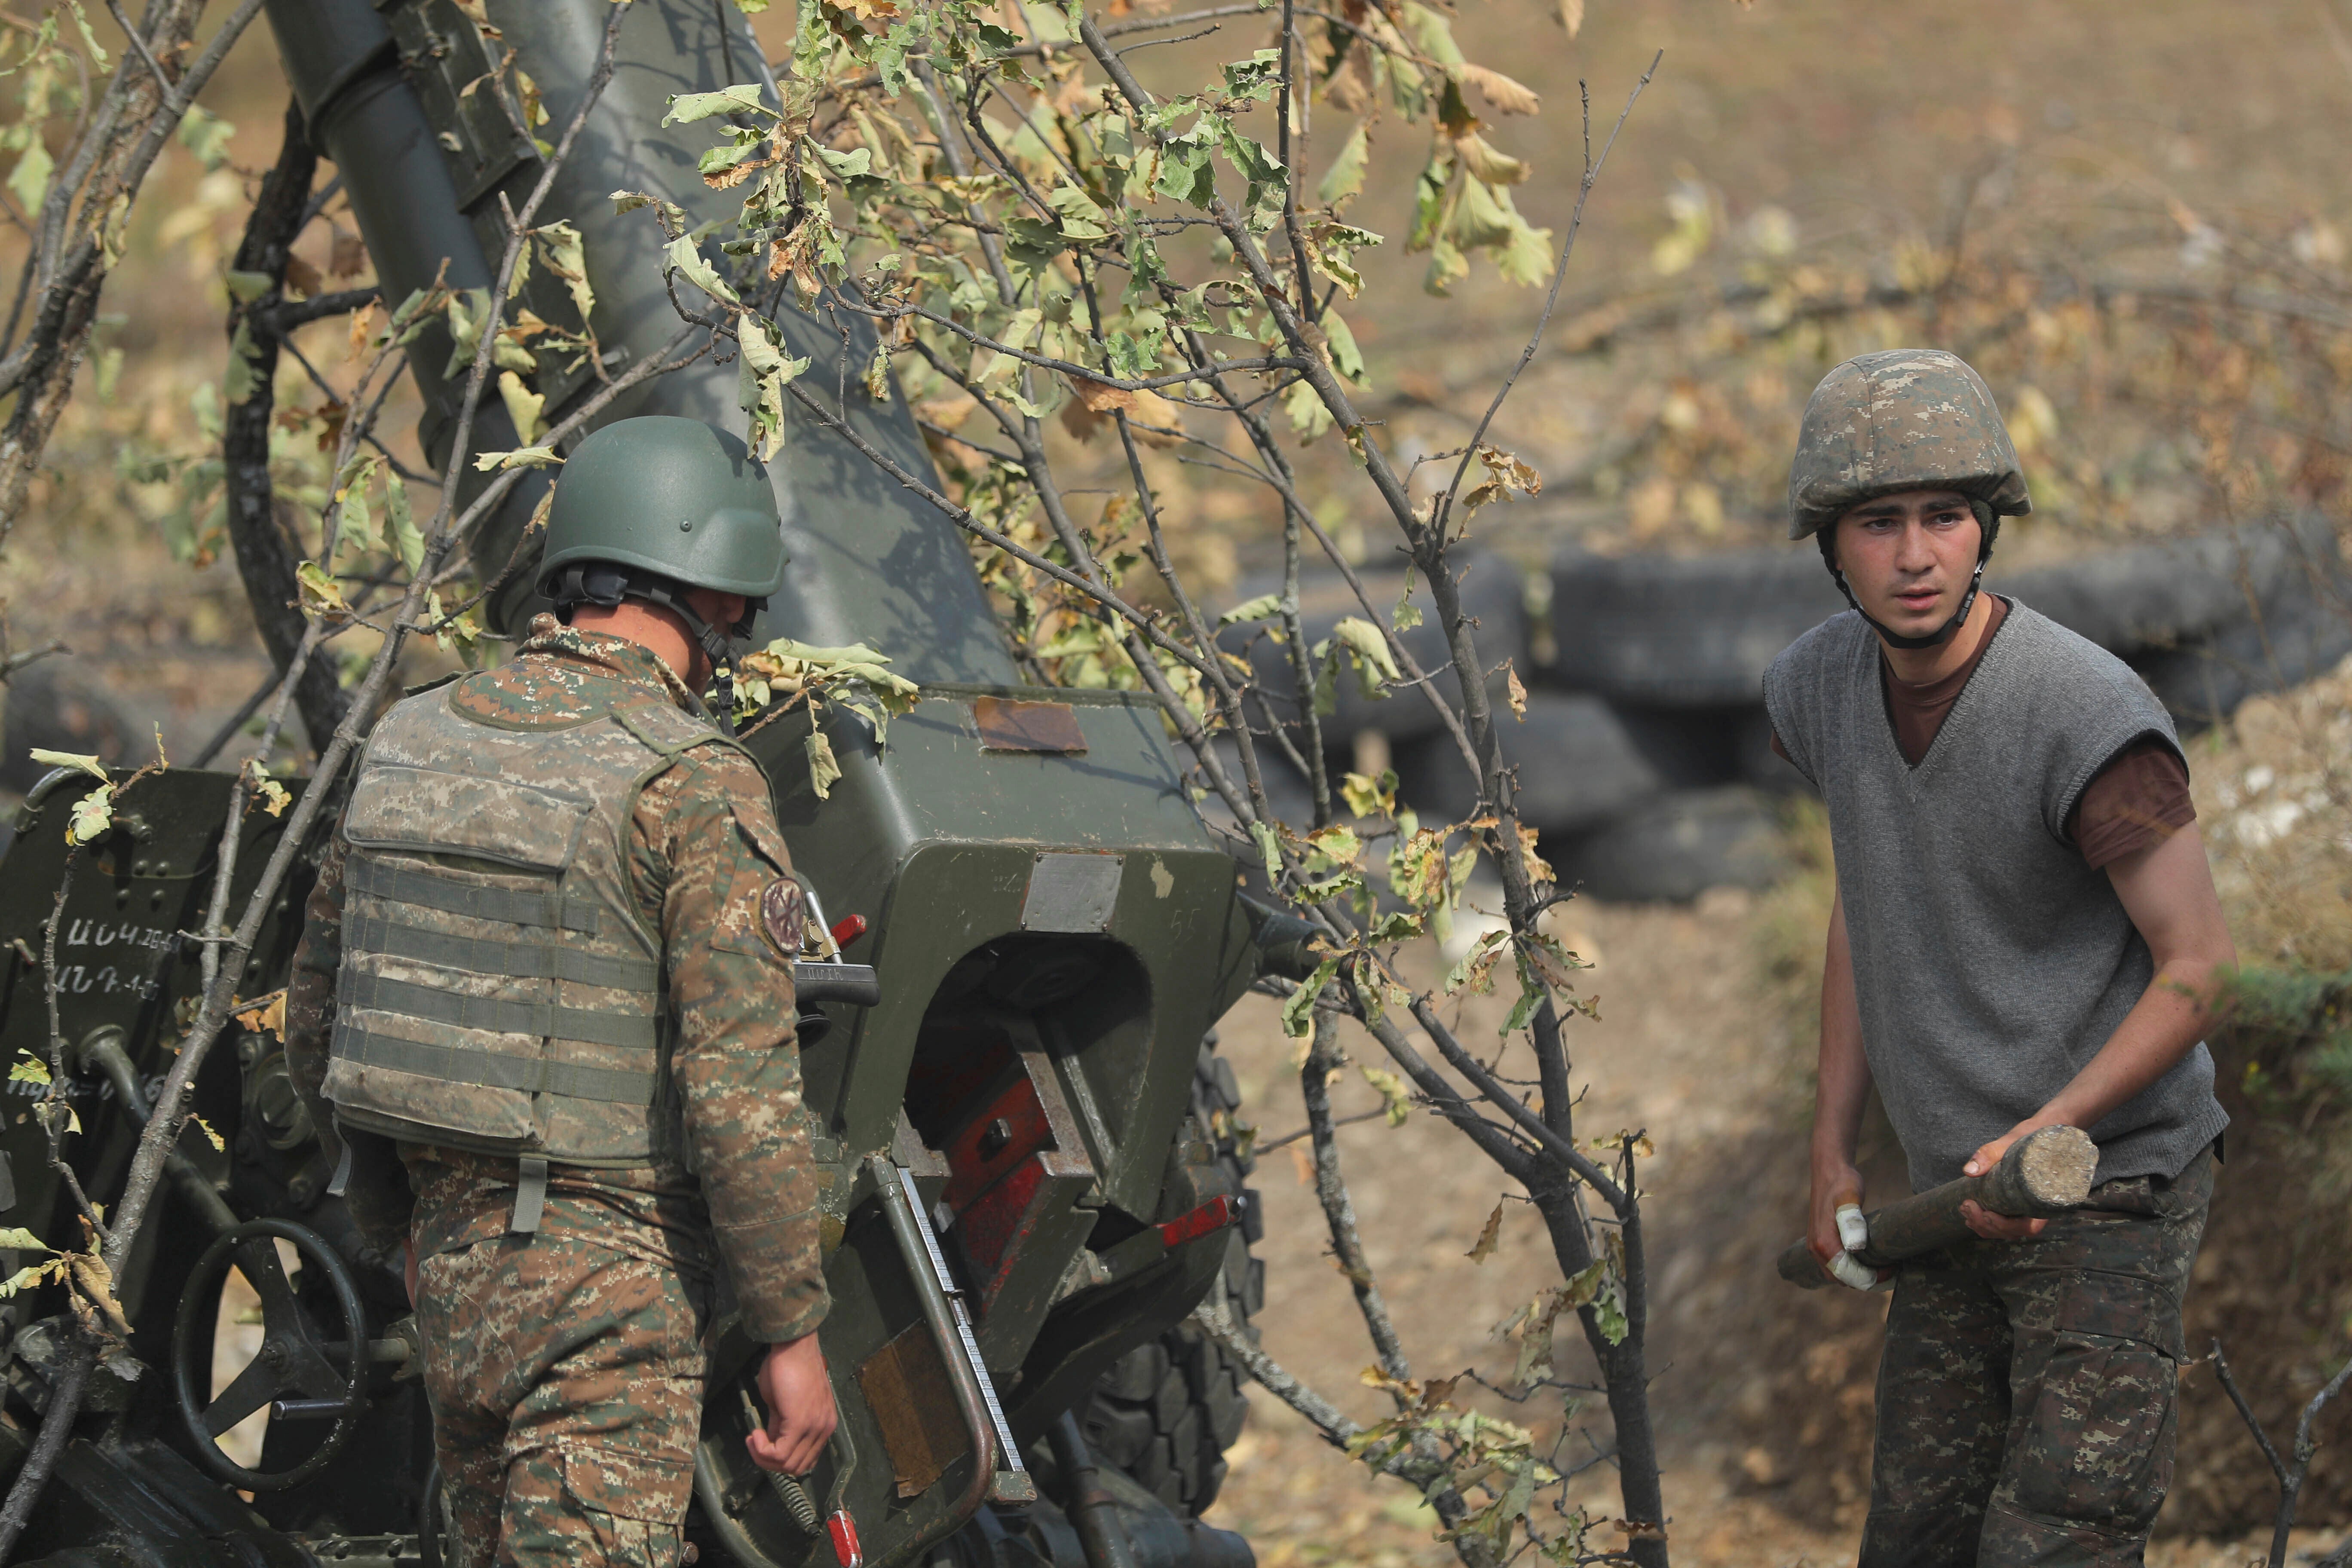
[537,416,786,726]
[1788,349,2032,649]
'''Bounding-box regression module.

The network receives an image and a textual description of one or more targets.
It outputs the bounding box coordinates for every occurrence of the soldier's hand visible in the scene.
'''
[1957,1197,2047,1241]
[1960,1120,2054,1241]
[749,1332,838,1476]
[1808,1159,1885,1291]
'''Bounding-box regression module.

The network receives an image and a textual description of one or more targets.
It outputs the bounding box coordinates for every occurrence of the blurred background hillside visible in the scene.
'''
[6,0,2352,1564]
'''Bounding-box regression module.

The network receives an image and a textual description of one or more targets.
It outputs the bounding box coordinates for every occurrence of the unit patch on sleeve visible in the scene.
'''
[760,878,808,961]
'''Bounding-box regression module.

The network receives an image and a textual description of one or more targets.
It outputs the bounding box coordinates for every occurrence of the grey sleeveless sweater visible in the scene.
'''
[1764,601,2228,1190]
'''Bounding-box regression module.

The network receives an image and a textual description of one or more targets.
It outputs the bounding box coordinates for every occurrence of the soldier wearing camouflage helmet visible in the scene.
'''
[1761,351,2234,1565]
[284,415,835,1568]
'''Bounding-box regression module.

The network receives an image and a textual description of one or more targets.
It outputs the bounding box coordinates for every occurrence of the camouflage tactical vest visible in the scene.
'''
[324,678,729,1179]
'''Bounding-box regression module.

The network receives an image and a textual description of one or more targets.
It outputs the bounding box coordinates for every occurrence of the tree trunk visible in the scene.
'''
[223,99,351,754]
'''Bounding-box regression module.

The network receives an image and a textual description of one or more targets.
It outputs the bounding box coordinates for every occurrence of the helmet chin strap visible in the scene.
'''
[632,582,747,735]
[552,563,753,735]
[1817,502,1997,652]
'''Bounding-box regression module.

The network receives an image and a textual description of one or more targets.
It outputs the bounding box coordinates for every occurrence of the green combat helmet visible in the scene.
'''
[1788,348,2033,649]
[538,415,787,727]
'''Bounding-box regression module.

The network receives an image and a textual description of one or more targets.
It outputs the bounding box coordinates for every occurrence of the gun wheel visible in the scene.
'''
[1080,1041,1265,1518]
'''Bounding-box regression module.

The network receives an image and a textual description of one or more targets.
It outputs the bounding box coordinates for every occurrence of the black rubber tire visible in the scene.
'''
[2002,513,2342,654]
[0,660,137,795]
[2133,567,2352,732]
[1559,784,1790,903]
[1547,516,2346,708]
[1547,544,1844,707]
[1080,1041,1264,1518]
[1394,690,1666,835]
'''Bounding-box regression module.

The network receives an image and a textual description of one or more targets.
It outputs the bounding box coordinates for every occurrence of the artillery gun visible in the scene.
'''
[0,4,1312,1564]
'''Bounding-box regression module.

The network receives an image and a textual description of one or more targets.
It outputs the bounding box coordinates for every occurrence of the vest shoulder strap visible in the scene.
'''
[609,698,729,760]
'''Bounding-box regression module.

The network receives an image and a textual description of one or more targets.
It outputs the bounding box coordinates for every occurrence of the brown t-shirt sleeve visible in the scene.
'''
[2067,738,2195,869]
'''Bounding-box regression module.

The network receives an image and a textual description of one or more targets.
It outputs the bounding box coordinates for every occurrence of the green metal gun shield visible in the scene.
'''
[1787,349,2033,540]
[539,416,787,597]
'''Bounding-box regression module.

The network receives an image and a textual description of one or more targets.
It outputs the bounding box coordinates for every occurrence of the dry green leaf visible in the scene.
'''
[1361,1063,1412,1126]
[296,560,350,619]
[1340,769,1398,819]
[806,729,843,799]
[1453,132,1529,186]
[664,84,773,125]
[472,446,562,471]
[1331,616,1403,696]
[497,370,547,444]
[537,220,593,320]
[67,785,114,846]
[1318,119,1371,210]
[1218,593,1283,626]
[386,475,423,575]
[0,1260,62,1300]
[29,749,109,783]
[665,234,739,303]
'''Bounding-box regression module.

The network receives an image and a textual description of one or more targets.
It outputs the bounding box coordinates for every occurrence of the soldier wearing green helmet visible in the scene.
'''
[1763,351,2235,1565]
[282,415,836,1568]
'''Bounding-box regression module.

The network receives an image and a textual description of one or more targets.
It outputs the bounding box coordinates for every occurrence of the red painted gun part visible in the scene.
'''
[829,913,868,949]
[1158,1193,1240,1249]
[828,1510,863,1568]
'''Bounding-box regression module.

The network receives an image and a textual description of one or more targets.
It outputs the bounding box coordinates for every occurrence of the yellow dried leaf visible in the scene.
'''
[233,990,288,1041]
[1518,822,1553,884]
[1453,132,1529,186]
[1506,664,1527,720]
[1458,64,1540,116]
[1467,1196,1506,1263]
[1065,376,1184,447]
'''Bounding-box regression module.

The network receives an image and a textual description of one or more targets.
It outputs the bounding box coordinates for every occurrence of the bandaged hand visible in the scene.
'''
[1826,1202,1890,1291]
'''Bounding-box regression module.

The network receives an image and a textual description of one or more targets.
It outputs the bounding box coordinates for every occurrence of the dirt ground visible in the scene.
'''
[1196,878,2352,1568]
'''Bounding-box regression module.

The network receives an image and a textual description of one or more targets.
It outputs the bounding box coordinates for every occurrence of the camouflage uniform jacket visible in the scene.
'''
[285,616,829,1343]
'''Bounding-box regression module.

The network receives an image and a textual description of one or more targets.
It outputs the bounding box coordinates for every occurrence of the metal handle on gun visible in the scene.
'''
[869,1155,1035,1510]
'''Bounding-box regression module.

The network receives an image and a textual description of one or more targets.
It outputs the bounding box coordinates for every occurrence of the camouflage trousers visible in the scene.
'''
[417,1231,711,1568]
[1860,1147,2213,1568]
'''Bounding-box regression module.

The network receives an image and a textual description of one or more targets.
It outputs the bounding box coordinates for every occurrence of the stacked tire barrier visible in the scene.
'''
[1219,518,2350,902]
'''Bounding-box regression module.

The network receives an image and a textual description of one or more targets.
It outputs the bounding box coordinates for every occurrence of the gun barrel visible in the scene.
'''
[263,0,1017,676]
[1776,1124,2098,1289]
